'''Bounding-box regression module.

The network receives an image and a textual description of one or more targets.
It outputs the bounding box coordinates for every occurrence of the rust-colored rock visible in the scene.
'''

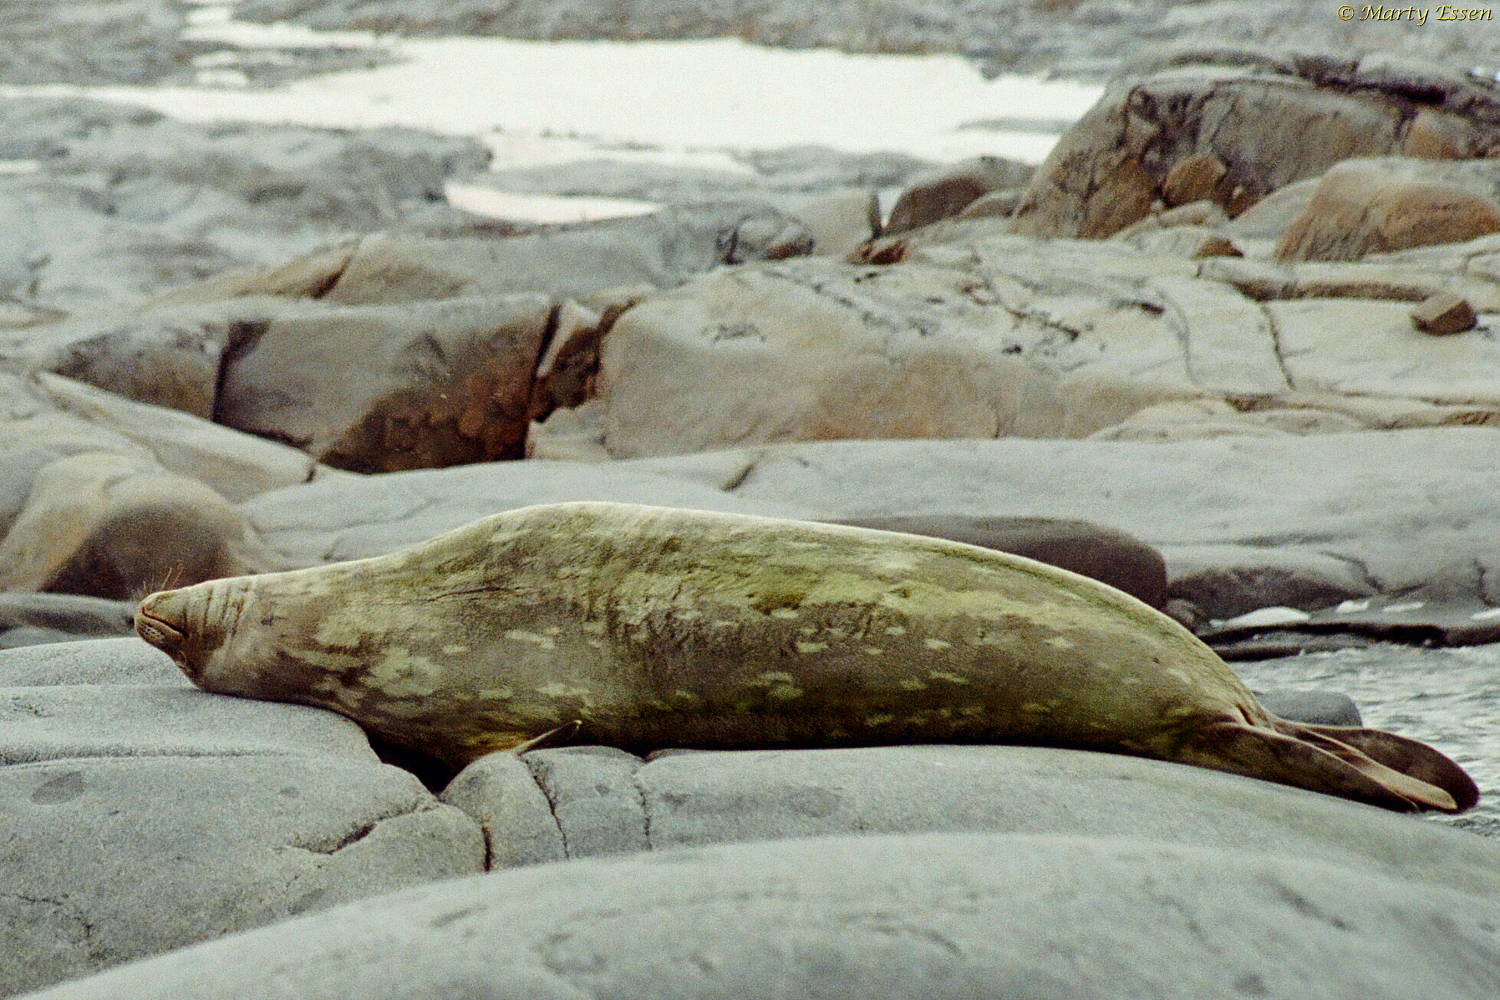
[1276,169,1500,262]
[1411,293,1478,335]
[1012,50,1500,239]
[1163,154,1227,208]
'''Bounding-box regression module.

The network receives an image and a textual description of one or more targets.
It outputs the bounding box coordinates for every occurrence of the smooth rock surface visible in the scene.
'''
[0,757,484,997]
[0,637,182,685]
[19,830,1500,1000]
[595,230,1500,457]
[215,295,554,471]
[625,429,1500,619]
[0,593,134,649]
[476,745,1497,890]
[0,684,375,764]
[237,457,809,567]
[0,451,251,598]
[1276,169,1500,262]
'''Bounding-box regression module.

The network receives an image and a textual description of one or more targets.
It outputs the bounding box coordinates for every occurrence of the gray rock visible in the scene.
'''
[19,829,1500,1000]
[319,216,726,305]
[439,751,567,868]
[0,451,250,598]
[0,684,375,764]
[238,457,809,567]
[471,744,1500,892]
[0,757,484,997]
[215,295,554,472]
[622,428,1500,622]
[1253,687,1362,727]
[29,372,327,503]
[0,97,490,310]
[825,514,1168,609]
[0,592,134,646]
[231,1,1500,81]
[523,747,650,859]
[0,637,182,685]
[594,231,1500,459]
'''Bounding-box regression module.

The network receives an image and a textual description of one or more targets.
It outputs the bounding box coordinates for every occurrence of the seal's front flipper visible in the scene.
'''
[1273,719,1479,812]
[1179,719,1470,813]
[509,720,583,755]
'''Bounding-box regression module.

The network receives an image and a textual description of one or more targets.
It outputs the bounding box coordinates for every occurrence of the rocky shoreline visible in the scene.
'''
[4,3,1500,998]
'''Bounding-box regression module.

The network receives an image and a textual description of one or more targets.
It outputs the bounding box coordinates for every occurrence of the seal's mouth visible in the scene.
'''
[134,602,197,679]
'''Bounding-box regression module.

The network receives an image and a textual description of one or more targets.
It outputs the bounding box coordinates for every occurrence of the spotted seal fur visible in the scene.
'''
[135,502,1477,813]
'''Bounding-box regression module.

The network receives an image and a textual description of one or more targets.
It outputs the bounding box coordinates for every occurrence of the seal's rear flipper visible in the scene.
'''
[1273,719,1479,812]
[1181,720,1473,813]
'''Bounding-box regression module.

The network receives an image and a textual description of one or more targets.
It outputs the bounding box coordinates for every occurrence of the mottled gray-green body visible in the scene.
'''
[135,502,1477,813]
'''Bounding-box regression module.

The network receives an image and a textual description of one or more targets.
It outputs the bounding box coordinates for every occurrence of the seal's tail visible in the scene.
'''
[1180,718,1478,813]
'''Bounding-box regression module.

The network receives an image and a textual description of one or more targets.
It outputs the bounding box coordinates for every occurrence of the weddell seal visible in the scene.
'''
[134,502,1477,813]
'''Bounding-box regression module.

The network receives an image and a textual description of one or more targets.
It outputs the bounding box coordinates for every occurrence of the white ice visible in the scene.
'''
[3,4,1103,223]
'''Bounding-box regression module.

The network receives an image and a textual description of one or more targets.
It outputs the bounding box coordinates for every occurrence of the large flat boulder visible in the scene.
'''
[594,231,1500,457]
[450,743,1500,894]
[19,830,1500,1000]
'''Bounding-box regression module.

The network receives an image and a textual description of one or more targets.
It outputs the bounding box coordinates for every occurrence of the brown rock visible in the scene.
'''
[528,301,606,422]
[215,296,552,472]
[1011,52,1500,239]
[956,188,1024,220]
[1401,109,1480,160]
[1411,293,1478,335]
[1275,170,1500,262]
[1114,200,1230,239]
[885,156,1032,235]
[1163,154,1227,207]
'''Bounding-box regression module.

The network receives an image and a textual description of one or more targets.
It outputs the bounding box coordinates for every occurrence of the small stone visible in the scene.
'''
[1411,293,1477,335]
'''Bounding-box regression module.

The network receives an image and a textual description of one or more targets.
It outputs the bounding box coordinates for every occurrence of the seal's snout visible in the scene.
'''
[135,591,197,677]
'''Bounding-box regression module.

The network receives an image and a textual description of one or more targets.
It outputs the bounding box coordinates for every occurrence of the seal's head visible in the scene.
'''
[135,578,257,693]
